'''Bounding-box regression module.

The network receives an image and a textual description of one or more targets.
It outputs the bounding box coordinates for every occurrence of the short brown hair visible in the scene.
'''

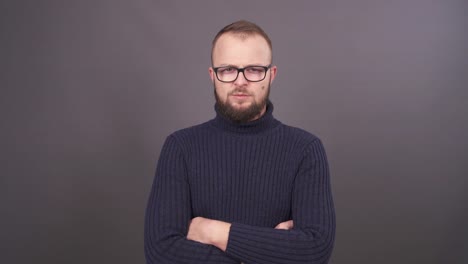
[211,20,273,64]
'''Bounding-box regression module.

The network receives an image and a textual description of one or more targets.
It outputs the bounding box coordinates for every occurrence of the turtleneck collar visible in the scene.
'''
[210,100,281,134]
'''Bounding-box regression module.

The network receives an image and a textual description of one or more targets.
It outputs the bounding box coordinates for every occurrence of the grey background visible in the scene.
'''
[1,0,467,263]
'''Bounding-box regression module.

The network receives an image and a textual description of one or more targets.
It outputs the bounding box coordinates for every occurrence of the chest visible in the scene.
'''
[186,141,299,226]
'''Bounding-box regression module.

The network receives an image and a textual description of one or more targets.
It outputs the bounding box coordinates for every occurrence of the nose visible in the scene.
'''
[233,70,248,86]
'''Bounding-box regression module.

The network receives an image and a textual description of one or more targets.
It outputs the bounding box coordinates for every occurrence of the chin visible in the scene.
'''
[231,100,251,106]
[228,98,254,106]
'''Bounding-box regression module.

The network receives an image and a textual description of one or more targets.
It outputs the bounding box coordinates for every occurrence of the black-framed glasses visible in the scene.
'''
[212,64,272,83]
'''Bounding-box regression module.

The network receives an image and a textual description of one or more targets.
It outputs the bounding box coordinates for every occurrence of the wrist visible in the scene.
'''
[210,220,231,251]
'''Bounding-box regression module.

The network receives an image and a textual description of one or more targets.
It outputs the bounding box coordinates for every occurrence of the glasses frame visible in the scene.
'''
[212,64,272,83]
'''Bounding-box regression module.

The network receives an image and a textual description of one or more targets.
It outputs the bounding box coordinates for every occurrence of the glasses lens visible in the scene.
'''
[244,66,267,81]
[216,67,238,82]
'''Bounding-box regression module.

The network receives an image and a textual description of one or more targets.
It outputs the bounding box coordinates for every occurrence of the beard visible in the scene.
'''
[214,84,270,123]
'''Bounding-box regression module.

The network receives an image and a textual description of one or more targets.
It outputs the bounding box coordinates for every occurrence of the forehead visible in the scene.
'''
[212,33,271,66]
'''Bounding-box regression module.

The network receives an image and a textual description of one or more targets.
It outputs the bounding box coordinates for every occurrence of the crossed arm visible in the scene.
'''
[187,218,294,251]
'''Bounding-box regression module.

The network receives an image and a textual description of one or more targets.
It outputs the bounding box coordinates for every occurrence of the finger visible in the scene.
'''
[275,220,294,230]
[275,223,287,230]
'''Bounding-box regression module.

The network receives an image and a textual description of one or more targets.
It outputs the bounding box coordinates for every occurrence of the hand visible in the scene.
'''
[275,220,294,230]
[187,217,231,251]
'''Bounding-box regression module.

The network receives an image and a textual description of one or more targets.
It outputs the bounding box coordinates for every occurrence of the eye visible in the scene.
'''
[246,67,265,73]
[219,67,236,74]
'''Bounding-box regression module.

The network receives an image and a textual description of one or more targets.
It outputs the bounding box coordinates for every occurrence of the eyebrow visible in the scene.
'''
[215,63,269,68]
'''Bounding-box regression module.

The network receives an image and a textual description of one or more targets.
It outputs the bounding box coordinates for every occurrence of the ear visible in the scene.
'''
[208,67,215,83]
[269,65,278,84]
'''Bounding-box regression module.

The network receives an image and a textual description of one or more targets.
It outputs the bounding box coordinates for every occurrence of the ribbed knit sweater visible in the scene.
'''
[145,101,335,264]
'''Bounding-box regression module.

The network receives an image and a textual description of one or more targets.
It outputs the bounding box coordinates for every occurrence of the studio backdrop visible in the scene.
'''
[1,1,467,263]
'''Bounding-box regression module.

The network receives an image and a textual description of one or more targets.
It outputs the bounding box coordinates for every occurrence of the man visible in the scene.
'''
[145,20,335,264]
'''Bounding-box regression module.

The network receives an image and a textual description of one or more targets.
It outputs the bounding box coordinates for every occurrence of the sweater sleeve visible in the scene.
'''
[225,139,336,264]
[144,135,239,264]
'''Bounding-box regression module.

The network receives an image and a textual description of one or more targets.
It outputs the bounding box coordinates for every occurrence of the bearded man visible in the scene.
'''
[145,20,335,264]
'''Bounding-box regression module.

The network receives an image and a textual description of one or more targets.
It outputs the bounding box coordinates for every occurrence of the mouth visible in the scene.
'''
[230,93,250,98]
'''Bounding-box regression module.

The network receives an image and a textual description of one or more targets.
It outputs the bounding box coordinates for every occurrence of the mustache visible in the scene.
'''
[229,88,251,96]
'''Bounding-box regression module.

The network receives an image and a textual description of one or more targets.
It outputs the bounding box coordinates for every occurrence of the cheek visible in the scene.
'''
[215,85,229,99]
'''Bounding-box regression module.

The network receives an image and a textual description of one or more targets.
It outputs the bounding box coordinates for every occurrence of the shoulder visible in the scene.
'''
[278,124,329,165]
[279,123,322,145]
[165,120,214,146]
[171,120,213,137]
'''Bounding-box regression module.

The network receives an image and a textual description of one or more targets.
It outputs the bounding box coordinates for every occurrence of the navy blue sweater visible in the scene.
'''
[145,102,335,264]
